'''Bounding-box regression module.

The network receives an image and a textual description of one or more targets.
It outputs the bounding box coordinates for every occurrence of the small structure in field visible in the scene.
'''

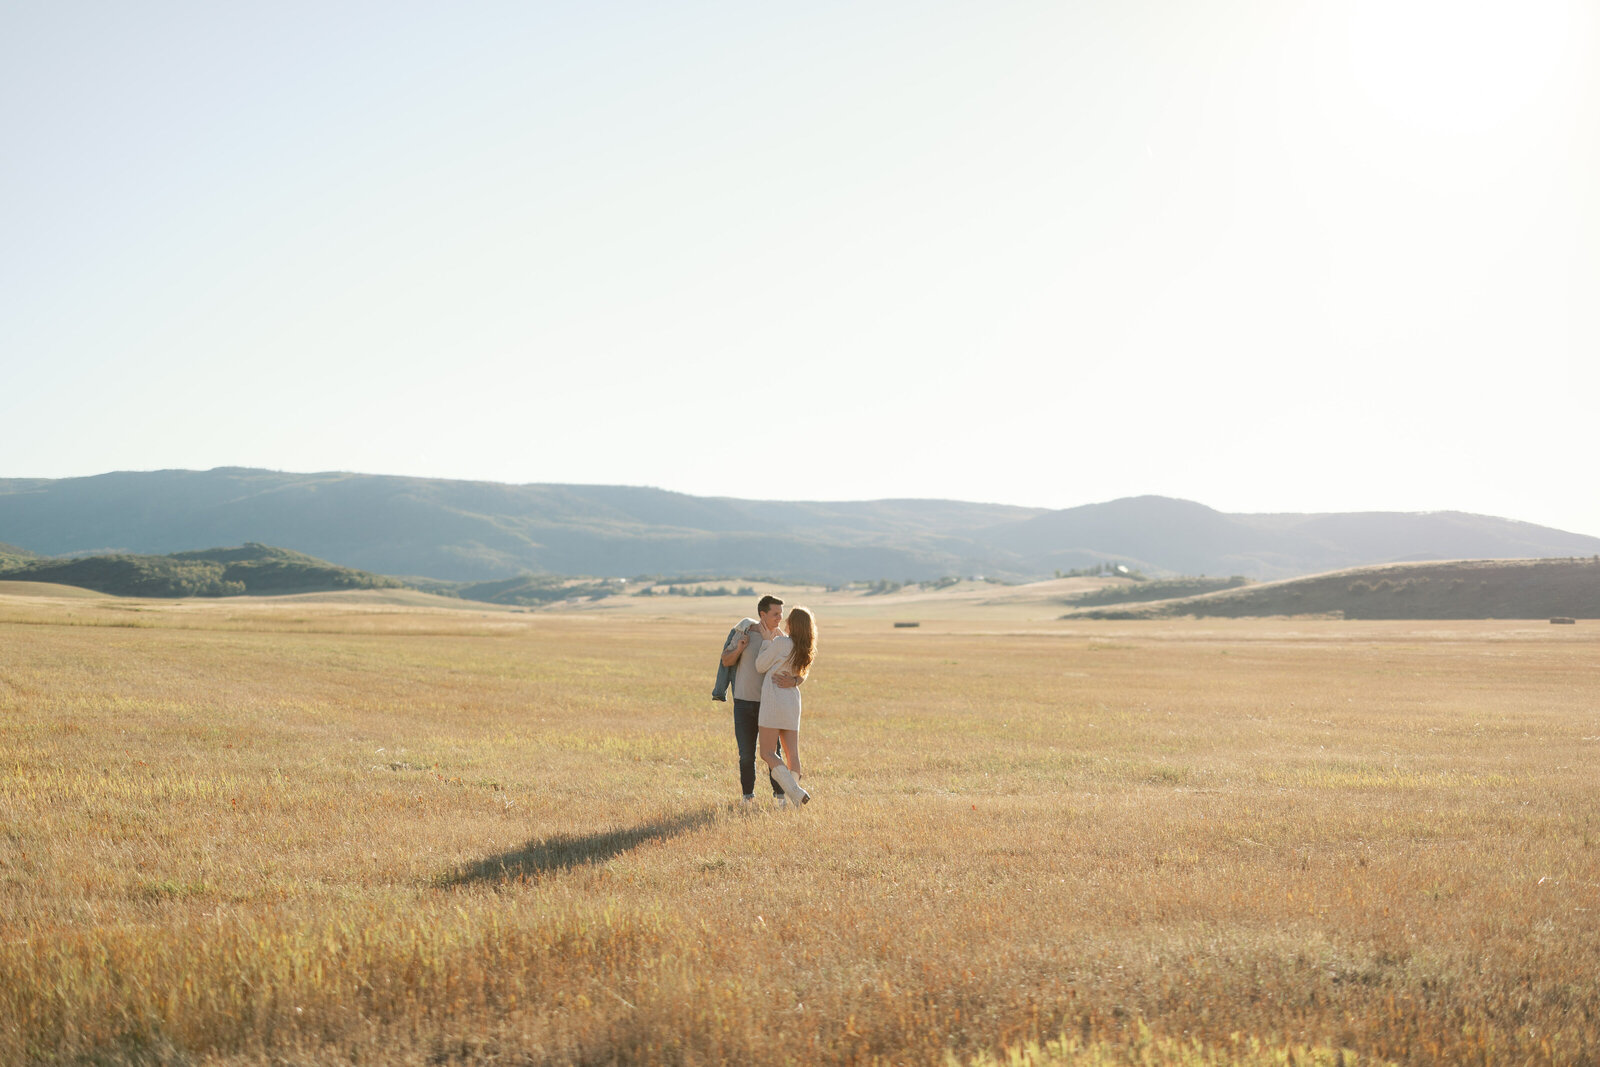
[1551,617,1576,625]
[893,621,920,628]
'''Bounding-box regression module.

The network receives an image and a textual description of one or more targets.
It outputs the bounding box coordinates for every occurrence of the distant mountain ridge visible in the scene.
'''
[1,468,1596,584]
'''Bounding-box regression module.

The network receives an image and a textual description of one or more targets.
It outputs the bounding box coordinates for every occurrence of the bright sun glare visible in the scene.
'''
[1344,0,1574,134]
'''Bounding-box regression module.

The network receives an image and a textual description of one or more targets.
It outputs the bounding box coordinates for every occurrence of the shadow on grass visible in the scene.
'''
[437,806,719,888]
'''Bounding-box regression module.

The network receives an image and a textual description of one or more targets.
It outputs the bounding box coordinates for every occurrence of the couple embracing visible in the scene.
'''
[713,595,818,807]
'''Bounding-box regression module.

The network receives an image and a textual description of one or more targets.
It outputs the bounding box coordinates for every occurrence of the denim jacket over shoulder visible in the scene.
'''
[711,618,757,701]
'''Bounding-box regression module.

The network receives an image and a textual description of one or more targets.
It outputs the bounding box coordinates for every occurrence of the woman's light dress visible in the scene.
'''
[755,634,802,730]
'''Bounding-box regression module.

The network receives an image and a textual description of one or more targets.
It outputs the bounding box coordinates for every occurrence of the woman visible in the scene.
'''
[755,605,816,806]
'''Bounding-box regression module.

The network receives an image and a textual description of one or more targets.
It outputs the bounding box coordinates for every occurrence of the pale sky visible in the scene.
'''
[4,1,1597,534]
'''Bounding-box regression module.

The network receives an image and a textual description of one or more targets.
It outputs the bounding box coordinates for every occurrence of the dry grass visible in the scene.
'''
[1,591,1597,1065]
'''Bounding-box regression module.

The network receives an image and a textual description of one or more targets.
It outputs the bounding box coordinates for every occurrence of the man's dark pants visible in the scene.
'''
[732,698,783,798]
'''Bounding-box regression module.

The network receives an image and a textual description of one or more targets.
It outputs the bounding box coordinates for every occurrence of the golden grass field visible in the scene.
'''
[1,582,1597,1065]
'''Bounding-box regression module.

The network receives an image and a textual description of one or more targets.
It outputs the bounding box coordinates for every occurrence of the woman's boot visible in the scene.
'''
[769,763,809,805]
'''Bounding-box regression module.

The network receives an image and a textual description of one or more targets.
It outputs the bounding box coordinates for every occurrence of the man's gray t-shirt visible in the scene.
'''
[726,622,767,702]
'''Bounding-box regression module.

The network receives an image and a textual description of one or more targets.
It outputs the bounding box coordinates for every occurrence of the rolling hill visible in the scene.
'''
[0,541,39,570]
[0,543,403,598]
[2,468,1598,584]
[0,543,643,607]
[1063,558,1600,620]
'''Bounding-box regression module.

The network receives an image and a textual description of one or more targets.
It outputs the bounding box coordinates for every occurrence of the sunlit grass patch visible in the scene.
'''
[955,1023,1387,1066]
[1257,762,1516,791]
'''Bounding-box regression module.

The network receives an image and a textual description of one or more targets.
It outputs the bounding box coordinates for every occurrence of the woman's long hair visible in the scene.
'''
[785,606,817,678]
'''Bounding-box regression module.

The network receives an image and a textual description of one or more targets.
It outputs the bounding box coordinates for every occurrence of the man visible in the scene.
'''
[720,594,799,803]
